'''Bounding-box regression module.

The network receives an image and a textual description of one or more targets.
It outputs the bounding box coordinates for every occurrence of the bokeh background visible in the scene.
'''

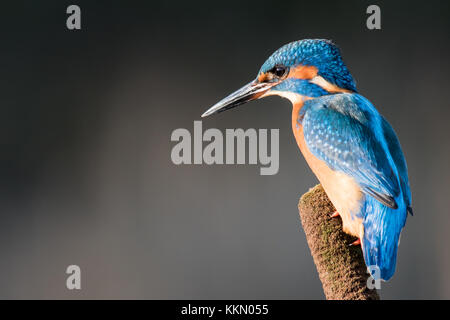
[2,0,450,299]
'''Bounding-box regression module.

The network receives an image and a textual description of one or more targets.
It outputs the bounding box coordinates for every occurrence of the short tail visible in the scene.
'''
[361,195,407,281]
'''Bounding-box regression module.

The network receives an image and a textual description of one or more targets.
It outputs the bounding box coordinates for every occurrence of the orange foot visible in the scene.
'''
[330,211,340,218]
[349,238,361,246]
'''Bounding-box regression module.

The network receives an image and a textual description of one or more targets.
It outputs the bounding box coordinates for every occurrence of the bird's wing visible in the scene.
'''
[380,116,412,214]
[301,94,400,209]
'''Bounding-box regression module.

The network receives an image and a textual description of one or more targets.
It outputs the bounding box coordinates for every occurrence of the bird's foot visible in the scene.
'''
[330,211,340,218]
[349,238,361,246]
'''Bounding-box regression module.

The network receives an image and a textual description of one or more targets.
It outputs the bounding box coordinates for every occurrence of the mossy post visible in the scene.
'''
[298,184,380,300]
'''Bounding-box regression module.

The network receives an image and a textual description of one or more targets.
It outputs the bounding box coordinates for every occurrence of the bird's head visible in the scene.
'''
[202,39,356,117]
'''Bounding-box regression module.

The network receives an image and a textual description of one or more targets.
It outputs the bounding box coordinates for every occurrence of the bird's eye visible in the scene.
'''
[269,65,288,79]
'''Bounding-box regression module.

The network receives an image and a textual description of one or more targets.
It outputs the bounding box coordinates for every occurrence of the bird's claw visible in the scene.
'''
[330,211,340,218]
[349,238,361,247]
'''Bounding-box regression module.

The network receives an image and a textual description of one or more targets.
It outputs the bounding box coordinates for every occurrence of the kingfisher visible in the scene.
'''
[201,39,412,281]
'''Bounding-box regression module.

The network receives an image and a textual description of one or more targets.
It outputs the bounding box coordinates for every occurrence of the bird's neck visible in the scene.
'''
[264,89,312,131]
[291,100,306,133]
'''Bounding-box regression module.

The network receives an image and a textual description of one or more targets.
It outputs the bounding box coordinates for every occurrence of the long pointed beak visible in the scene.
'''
[201,80,273,118]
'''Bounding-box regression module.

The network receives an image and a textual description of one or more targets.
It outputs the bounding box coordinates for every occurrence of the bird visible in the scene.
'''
[201,39,412,281]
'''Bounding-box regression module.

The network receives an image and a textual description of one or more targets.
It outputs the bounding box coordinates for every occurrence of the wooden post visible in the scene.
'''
[298,184,380,300]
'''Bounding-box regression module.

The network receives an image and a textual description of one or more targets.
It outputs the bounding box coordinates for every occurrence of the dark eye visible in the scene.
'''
[269,65,287,78]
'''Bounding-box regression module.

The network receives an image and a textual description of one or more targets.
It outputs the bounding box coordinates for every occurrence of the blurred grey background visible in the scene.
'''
[2,0,450,299]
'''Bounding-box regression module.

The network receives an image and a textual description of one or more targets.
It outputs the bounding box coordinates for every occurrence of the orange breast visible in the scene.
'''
[292,102,364,238]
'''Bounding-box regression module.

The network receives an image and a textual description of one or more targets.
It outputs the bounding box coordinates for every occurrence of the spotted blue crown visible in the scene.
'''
[259,39,357,93]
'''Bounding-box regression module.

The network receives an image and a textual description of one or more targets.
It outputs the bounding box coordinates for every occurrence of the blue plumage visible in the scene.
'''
[300,93,410,280]
[260,39,357,92]
[362,194,406,280]
[301,94,401,208]
[202,38,412,282]
[275,78,329,97]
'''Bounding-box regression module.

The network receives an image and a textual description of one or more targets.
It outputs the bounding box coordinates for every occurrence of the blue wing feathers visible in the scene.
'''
[381,116,412,212]
[302,94,401,207]
[301,93,411,280]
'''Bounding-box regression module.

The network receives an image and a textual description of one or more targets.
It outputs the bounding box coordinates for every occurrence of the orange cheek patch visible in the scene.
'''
[288,65,318,80]
[258,72,268,82]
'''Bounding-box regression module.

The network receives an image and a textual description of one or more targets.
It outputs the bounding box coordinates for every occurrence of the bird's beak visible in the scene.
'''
[201,80,273,117]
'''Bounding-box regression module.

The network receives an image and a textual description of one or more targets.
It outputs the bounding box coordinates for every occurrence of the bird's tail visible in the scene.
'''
[361,195,407,281]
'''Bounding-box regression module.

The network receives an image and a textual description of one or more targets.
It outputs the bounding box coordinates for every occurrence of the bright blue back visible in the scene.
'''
[299,93,411,280]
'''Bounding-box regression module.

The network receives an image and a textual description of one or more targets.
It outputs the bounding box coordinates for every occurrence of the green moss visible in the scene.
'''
[298,184,379,299]
[320,224,341,290]
[299,184,322,206]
